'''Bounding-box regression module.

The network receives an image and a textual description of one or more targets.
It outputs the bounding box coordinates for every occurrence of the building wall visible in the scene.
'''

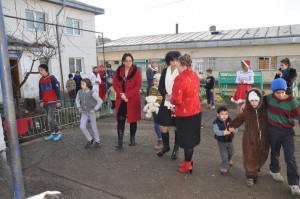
[98,44,300,83]
[1,0,97,100]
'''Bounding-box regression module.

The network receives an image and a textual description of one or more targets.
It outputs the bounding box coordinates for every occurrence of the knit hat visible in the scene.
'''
[271,78,287,92]
[153,73,161,81]
[248,91,260,101]
[242,60,250,68]
[38,64,48,72]
[106,64,112,68]
[68,74,73,78]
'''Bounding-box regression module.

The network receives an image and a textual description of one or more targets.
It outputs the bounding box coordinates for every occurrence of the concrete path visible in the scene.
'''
[15,107,300,199]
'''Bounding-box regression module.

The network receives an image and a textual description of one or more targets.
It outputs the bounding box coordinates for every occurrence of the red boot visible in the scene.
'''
[178,161,193,174]
[178,160,193,167]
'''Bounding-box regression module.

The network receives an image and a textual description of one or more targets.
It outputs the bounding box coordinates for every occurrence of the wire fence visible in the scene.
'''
[18,99,112,141]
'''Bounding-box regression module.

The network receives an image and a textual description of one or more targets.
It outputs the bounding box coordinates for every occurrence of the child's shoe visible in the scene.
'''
[290,185,300,196]
[85,139,94,149]
[44,134,55,141]
[269,171,284,182]
[220,168,229,174]
[228,160,234,166]
[154,140,163,150]
[53,133,62,141]
[246,178,254,187]
[94,142,101,149]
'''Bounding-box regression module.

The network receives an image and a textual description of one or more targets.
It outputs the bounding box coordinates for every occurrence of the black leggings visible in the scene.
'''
[117,101,137,135]
[184,148,194,162]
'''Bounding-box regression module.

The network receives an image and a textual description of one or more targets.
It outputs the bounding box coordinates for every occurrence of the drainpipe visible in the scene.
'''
[56,0,66,104]
[0,0,25,198]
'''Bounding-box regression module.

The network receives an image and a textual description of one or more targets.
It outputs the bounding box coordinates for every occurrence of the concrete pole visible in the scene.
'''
[0,0,25,198]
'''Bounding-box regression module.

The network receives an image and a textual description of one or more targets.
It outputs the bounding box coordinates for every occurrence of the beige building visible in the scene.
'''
[97,25,300,83]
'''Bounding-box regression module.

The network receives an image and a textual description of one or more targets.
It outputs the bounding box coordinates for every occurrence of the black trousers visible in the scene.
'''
[117,101,137,135]
[268,125,299,185]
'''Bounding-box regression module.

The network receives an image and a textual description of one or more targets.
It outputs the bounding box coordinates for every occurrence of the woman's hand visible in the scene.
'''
[165,94,171,101]
[121,93,128,102]
[276,71,282,77]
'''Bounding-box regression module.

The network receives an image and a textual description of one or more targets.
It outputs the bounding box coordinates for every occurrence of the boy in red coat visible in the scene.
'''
[38,64,62,141]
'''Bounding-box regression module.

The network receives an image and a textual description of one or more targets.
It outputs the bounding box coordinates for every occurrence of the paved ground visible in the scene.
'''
[10,103,300,199]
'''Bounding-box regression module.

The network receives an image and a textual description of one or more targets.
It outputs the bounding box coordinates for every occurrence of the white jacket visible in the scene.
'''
[88,72,101,94]
[0,117,6,151]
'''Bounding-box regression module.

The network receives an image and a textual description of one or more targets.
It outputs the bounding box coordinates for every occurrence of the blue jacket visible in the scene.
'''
[213,117,234,143]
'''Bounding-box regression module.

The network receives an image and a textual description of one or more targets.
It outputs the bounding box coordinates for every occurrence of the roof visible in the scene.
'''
[43,0,104,15]
[100,24,300,52]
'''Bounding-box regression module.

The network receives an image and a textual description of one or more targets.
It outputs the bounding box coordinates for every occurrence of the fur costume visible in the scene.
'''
[228,88,270,181]
[143,96,160,118]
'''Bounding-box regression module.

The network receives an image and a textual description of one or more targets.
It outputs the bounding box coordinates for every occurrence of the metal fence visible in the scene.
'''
[18,99,112,141]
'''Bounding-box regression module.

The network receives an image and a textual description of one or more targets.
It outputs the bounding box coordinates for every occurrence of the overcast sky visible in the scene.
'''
[79,0,300,40]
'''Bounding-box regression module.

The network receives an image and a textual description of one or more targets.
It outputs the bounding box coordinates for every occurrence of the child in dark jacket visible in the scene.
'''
[228,88,269,187]
[213,106,235,174]
[205,69,215,109]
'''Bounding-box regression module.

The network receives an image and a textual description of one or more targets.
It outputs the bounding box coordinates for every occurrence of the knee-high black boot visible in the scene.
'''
[171,130,179,159]
[157,132,170,156]
[129,123,137,146]
[115,130,124,149]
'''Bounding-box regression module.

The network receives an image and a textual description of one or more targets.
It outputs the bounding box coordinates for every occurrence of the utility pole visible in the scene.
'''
[0,0,25,198]
[56,0,66,103]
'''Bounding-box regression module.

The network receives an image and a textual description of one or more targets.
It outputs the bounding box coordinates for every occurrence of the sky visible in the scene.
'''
[79,0,300,40]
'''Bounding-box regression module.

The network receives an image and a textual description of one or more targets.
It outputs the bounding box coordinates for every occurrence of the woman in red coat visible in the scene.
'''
[167,54,202,174]
[113,53,142,149]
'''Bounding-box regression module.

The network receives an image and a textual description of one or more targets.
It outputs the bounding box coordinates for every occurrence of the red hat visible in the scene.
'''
[242,60,250,68]
[100,64,105,69]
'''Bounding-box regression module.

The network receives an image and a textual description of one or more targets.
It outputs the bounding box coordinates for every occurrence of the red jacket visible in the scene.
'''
[39,75,61,105]
[171,68,202,117]
[113,65,142,123]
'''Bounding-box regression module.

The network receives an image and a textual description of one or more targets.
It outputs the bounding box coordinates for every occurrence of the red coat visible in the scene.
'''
[98,70,106,100]
[113,65,142,123]
[170,68,202,117]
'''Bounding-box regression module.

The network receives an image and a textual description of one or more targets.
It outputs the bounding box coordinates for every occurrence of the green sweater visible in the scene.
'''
[266,93,300,128]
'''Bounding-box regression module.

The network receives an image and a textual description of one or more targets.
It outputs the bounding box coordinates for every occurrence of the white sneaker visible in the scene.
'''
[246,178,254,187]
[290,185,300,196]
[269,171,284,182]
[110,108,113,114]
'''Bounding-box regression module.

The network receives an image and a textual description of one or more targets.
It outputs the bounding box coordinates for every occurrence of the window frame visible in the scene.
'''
[69,57,83,73]
[25,10,46,31]
[258,56,276,70]
[66,17,81,36]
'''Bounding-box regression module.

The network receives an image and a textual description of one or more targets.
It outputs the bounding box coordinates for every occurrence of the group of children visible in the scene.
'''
[38,62,300,196]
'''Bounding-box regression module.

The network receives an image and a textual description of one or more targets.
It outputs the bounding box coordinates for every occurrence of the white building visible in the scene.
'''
[1,0,104,100]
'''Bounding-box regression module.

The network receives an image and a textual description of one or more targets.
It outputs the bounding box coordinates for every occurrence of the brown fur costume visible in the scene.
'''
[228,88,270,181]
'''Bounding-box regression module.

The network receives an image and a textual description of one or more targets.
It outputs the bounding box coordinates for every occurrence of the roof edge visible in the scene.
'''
[43,0,105,15]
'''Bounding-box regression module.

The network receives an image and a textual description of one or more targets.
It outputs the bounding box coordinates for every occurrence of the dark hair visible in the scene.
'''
[68,74,73,78]
[81,78,92,89]
[280,58,291,66]
[75,71,80,74]
[121,53,134,66]
[178,54,192,67]
[165,51,181,65]
[217,106,228,114]
[38,64,48,72]
[206,69,212,73]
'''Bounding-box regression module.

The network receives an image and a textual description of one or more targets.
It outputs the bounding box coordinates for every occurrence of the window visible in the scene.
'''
[25,10,46,31]
[258,57,276,70]
[69,58,82,73]
[66,17,81,36]
[114,61,119,65]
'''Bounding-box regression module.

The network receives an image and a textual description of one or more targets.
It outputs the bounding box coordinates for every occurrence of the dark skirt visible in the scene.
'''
[156,99,176,127]
[177,112,202,149]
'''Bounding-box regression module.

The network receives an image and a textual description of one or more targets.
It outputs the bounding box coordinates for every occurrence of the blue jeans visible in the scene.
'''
[152,113,162,140]
[206,89,215,106]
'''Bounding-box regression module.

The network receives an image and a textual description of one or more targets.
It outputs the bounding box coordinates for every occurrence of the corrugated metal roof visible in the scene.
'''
[101,24,300,52]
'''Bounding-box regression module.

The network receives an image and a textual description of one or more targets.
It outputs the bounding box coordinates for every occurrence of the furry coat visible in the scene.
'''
[228,88,270,180]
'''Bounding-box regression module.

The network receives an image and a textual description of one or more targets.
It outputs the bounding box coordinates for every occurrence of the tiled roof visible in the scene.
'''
[101,24,300,52]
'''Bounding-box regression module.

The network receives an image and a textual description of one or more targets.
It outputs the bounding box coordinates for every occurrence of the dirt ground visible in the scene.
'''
[3,101,296,199]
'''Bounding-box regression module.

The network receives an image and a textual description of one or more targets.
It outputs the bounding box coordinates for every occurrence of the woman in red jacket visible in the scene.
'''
[113,53,142,149]
[167,54,202,174]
